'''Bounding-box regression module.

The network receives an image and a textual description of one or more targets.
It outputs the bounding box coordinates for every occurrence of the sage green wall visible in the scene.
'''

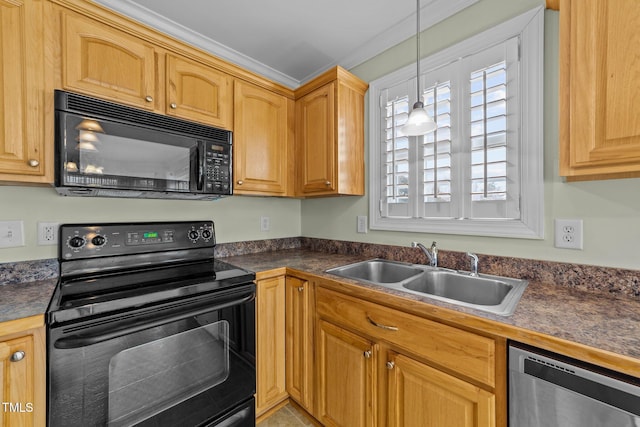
[0,186,301,263]
[3,0,640,271]
[301,1,640,271]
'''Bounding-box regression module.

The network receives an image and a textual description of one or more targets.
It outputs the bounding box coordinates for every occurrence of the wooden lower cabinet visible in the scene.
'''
[316,319,376,427]
[0,316,46,427]
[255,275,287,416]
[315,285,501,427]
[387,351,495,427]
[285,275,315,413]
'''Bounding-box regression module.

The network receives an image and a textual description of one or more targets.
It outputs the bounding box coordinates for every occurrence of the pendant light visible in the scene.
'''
[400,0,437,136]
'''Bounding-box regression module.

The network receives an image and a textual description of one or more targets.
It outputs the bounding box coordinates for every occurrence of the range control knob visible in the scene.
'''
[91,235,106,246]
[68,236,85,248]
[201,229,212,240]
[188,230,200,241]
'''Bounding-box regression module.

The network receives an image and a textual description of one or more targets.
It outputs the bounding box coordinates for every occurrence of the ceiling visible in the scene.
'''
[94,0,478,88]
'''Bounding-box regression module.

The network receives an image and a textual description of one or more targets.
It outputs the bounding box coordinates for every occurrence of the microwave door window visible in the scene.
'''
[78,133,191,191]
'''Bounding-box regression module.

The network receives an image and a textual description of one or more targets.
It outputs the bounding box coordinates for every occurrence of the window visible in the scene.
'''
[369,7,544,239]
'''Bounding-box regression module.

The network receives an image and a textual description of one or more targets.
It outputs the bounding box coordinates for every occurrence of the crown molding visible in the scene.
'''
[321,0,480,81]
[94,0,479,88]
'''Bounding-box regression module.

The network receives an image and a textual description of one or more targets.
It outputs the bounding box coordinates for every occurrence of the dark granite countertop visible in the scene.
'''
[221,249,640,372]
[3,248,640,375]
[0,278,58,324]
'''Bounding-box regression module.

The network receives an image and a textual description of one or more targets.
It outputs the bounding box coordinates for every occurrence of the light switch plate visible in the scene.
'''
[260,216,270,232]
[0,221,25,248]
[357,216,368,233]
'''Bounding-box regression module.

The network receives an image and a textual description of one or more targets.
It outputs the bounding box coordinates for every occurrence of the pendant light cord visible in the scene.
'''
[415,0,421,105]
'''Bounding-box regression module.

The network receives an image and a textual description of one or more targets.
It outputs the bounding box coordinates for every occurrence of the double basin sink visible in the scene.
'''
[326,259,528,316]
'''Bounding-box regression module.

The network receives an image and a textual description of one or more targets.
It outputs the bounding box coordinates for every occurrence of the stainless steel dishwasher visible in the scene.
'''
[509,343,640,427]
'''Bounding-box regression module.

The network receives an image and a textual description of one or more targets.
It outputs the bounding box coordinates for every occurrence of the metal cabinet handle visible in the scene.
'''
[386,361,395,370]
[363,350,372,359]
[325,181,331,186]
[27,159,39,167]
[145,96,153,102]
[170,103,177,109]
[367,315,399,331]
[297,286,304,292]
[237,180,244,185]
[10,351,25,362]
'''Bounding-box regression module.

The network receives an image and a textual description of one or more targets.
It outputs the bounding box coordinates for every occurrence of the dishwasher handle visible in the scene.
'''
[509,344,640,417]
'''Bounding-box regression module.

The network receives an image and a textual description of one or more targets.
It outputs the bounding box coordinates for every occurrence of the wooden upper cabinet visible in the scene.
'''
[167,55,232,129]
[59,8,233,129]
[233,80,293,195]
[559,0,640,180]
[295,66,368,197]
[296,83,335,194]
[0,0,51,183]
[61,12,158,111]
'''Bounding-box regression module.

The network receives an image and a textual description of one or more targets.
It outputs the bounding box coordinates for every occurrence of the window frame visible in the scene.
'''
[368,7,544,239]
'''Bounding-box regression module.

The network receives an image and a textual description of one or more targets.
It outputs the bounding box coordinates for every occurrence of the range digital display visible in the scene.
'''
[143,231,159,239]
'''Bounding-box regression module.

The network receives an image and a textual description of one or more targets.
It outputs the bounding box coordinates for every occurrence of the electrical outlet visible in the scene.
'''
[0,221,25,248]
[260,216,270,232]
[38,222,60,245]
[357,216,368,233]
[554,219,583,250]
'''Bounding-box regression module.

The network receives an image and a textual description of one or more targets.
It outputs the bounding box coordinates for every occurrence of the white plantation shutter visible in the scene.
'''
[370,7,543,238]
[381,83,411,217]
[466,37,520,220]
[420,76,456,219]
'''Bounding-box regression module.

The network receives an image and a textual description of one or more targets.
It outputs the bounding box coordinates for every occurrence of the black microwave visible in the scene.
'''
[54,90,233,200]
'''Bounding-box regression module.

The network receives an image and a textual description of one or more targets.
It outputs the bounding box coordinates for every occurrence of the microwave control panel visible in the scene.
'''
[203,141,231,194]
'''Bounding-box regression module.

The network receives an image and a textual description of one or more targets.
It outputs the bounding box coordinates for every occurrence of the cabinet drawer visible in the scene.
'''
[316,287,496,387]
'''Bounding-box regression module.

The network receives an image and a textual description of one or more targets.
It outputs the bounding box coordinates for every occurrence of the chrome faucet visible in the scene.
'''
[466,252,479,276]
[412,241,438,267]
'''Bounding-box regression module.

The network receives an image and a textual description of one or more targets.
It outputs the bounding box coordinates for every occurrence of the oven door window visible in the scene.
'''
[59,112,196,192]
[108,320,230,426]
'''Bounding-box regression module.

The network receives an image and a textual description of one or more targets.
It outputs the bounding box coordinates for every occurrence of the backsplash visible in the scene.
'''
[3,237,639,299]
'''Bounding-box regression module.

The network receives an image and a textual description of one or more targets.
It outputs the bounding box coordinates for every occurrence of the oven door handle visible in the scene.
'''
[54,292,255,349]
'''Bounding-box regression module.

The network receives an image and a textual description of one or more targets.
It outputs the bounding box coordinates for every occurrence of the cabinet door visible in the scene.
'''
[0,334,35,426]
[234,80,291,195]
[296,82,336,195]
[167,55,232,129]
[317,320,375,427]
[255,276,287,415]
[560,0,640,179]
[387,352,495,427]
[61,12,158,110]
[0,0,48,181]
[285,276,314,412]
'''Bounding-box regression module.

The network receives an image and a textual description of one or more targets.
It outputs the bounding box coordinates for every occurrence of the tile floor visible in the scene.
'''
[256,403,314,427]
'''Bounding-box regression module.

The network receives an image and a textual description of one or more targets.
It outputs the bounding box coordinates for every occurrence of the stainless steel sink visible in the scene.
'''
[326,259,528,316]
[326,259,424,283]
[402,270,528,315]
